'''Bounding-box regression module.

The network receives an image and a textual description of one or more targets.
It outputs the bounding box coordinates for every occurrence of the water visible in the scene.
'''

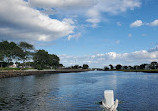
[0,71,158,111]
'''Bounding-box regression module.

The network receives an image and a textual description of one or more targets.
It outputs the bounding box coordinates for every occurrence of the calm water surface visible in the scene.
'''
[0,71,158,111]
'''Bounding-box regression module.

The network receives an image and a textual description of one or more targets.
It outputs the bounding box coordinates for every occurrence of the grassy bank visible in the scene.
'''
[0,68,32,70]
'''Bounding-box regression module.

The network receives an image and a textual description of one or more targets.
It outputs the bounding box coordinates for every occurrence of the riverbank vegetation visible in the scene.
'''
[0,41,90,71]
[104,62,158,73]
[0,41,61,70]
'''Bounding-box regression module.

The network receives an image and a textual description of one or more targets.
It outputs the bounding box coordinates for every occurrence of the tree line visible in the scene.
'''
[66,64,89,69]
[0,41,61,70]
[104,61,158,70]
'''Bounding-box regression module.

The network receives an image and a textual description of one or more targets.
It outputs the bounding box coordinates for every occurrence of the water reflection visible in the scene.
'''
[0,71,158,110]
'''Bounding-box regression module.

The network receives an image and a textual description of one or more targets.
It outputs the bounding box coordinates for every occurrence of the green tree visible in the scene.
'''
[33,50,60,70]
[0,41,23,64]
[82,64,89,69]
[109,64,114,70]
[59,64,64,68]
[116,64,122,70]
[73,65,79,69]
[0,53,3,67]
[33,50,49,70]
[11,42,23,62]
[0,41,12,63]
[48,54,60,69]
[123,66,128,69]
[133,65,140,70]
[128,66,133,70]
[104,66,109,70]
[139,64,147,69]
[150,61,157,69]
[0,53,3,61]
[19,42,34,66]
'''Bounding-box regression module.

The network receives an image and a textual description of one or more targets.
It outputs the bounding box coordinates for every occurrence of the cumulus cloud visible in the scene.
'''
[130,19,158,27]
[0,0,75,41]
[130,20,143,27]
[149,20,158,26]
[0,0,142,41]
[59,50,158,68]
[29,0,141,27]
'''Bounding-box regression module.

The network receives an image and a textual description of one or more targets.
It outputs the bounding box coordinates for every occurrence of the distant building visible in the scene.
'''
[9,63,17,68]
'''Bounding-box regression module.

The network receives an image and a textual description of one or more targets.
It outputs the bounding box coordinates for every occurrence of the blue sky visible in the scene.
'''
[1,0,158,68]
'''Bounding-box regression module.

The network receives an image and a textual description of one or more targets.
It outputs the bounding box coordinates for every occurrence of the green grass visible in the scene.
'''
[0,68,33,71]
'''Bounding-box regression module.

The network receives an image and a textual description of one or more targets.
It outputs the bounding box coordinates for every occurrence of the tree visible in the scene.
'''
[109,64,114,70]
[82,64,89,69]
[0,53,3,61]
[123,66,128,69]
[128,66,133,70]
[133,65,140,70]
[11,42,23,62]
[0,53,3,67]
[33,50,60,70]
[59,64,64,68]
[73,65,79,69]
[104,66,109,70]
[139,64,147,69]
[0,41,12,63]
[48,54,60,69]
[116,64,122,70]
[150,61,157,69]
[0,41,23,64]
[33,50,49,70]
[19,42,34,66]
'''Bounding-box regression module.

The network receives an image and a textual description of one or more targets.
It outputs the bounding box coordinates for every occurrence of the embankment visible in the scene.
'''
[0,69,90,78]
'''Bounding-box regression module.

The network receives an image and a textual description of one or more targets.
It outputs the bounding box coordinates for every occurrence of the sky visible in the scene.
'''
[1,0,158,68]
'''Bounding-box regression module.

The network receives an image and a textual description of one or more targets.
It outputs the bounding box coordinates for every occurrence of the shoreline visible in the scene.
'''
[0,69,91,78]
[104,69,158,73]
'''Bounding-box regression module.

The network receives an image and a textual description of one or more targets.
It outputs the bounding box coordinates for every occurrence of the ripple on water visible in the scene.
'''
[1,71,158,111]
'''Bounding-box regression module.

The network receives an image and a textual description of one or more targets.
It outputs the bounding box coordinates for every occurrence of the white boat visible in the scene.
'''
[100,90,118,111]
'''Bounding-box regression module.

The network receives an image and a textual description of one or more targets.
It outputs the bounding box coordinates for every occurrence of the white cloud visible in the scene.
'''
[29,0,94,9]
[29,0,141,27]
[0,0,142,41]
[67,33,81,40]
[95,0,141,14]
[86,9,101,27]
[130,20,143,27]
[149,20,158,26]
[0,0,75,41]
[59,50,158,68]
[130,19,158,27]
